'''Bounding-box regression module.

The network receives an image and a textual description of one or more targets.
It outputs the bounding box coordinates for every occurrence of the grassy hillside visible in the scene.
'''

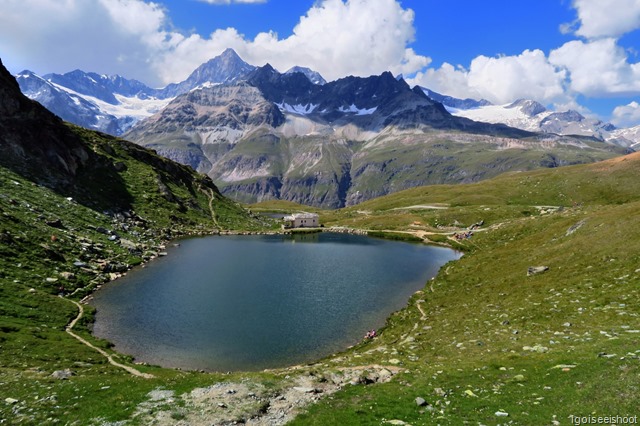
[2,113,639,424]
[0,124,270,424]
[291,153,640,424]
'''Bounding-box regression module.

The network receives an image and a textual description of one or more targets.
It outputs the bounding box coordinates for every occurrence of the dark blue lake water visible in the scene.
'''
[91,233,460,371]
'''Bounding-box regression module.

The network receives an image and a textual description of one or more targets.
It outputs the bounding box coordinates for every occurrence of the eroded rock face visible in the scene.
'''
[0,58,91,186]
[126,64,625,208]
[133,365,401,426]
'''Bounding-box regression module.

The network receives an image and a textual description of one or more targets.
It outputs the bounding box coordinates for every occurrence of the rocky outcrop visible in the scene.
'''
[0,59,91,188]
[126,65,626,208]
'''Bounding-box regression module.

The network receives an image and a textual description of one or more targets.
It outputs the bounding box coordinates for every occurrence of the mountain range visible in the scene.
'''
[448,98,640,149]
[16,49,633,207]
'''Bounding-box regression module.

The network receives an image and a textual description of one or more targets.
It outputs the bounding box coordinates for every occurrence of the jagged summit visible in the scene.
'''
[421,87,492,110]
[160,48,256,97]
[506,99,547,117]
[285,66,326,85]
[220,47,242,60]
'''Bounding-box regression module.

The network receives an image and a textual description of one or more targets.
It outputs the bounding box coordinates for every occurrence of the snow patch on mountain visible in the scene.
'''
[276,102,319,115]
[50,82,172,126]
[284,66,327,85]
[451,98,636,149]
[452,102,552,132]
[338,104,378,115]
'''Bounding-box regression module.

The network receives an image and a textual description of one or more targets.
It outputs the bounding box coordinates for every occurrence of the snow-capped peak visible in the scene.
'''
[284,66,327,85]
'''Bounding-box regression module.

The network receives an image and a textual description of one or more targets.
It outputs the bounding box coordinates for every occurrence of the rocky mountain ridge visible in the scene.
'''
[15,48,262,135]
[126,62,626,208]
[17,48,640,147]
[449,98,639,148]
[14,49,635,208]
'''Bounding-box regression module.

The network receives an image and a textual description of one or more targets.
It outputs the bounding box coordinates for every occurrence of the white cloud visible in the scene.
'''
[549,38,640,97]
[569,0,640,39]
[612,101,640,127]
[0,0,429,87]
[197,0,267,3]
[409,50,567,105]
[0,0,173,85]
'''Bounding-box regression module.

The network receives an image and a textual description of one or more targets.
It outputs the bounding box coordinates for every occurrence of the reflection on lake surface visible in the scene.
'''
[91,233,461,371]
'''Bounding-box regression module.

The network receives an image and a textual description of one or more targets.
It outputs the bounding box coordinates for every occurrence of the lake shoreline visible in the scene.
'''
[88,232,461,372]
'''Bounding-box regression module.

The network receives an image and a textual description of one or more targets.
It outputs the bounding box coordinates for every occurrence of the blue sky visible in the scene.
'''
[1,0,640,127]
[163,1,578,68]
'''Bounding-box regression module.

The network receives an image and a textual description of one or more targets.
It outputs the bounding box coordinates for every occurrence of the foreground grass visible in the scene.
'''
[2,150,640,424]
[294,201,640,424]
[286,155,640,425]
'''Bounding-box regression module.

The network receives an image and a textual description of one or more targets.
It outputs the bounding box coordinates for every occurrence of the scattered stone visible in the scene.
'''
[51,369,74,380]
[119,239,138,250]
[388,359,401,365]
[434,388,446,397]
[513,374,526,382]
[563,322,572,327]
[217,402,227,408]
[566,220,586,236]
[293,387,319,394]
[495,410,509,417]
[5,398,19,404]
[464,389,478,397]
[45,277,58,283]
[551,364,577,370]
[46,219,64,229]
[523,344,549,353]
[385,420,410,426]
[28,288,36,293]
[598,353,617,359]
[527,266,549,276]
[415,397,427,406]
[59,272,75,280]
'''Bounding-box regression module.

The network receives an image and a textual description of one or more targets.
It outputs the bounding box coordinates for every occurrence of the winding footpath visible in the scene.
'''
[202,186,221,230]
[64,297,154,379]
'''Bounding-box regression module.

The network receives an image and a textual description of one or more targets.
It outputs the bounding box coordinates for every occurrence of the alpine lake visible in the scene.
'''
[91,232,461,372]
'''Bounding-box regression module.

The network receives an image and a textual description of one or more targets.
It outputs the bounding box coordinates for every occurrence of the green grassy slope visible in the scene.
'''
[0,125,266,424]
[2,109,639,424]
[291,153,640,424]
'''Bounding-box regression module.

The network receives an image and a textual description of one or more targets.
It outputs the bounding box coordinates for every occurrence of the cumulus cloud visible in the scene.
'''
[0,0,429,87]
[549,38,640,97]
[409,50,567,105]
[568,0,640,39]
[612,101,640,127]
[0,0,173,85]
[197,0,267,3]
[154,0,430,83]
[406,0,640,125]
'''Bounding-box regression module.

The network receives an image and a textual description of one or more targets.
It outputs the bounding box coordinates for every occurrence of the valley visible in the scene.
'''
[2,47,639,426]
